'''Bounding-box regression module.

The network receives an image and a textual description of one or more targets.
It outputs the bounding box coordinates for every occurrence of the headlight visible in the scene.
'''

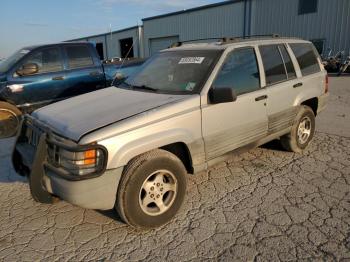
[47,142,107,177]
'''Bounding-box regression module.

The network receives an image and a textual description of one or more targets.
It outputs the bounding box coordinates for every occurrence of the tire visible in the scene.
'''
[116,149,187,229]
[280,105,315,153]
[0,102,22,139]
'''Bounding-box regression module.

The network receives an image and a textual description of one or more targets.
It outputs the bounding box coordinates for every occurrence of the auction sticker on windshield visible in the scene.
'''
[179,57,205,64]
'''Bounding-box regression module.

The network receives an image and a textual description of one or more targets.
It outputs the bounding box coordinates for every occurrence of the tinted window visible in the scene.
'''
[66,46,94,69]
[290,43,320,76]
[299,0,318,15]
[279,45,296,79]
[213,48,260,96]
[259,45,287,85]
[19,48,63,74]
[0,49,31,74]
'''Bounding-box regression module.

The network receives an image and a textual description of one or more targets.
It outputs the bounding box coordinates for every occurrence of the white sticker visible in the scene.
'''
[185,82,196,91]
[179,57,205,64]
[20,50,30,54]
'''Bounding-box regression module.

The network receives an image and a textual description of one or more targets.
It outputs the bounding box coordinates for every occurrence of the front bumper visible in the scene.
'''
[43,168,123,210]
[12,116,123,210]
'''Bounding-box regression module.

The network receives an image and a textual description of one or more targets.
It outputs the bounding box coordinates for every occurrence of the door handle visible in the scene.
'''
[255,95,268,101]
[293,82,303,88]
[89,71,102,76]
[52,76,64,81]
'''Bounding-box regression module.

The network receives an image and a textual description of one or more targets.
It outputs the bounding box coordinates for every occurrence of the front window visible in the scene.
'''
[212,48,260,96]
[0,49,31,74]
[118,50,221,94]
[17,47,63,75]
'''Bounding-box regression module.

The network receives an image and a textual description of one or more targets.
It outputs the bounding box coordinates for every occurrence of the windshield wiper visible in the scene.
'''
[132,85,158,92]
[117,80,132,88]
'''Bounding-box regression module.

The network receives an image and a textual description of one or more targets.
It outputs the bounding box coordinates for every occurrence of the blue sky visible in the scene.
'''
[0,0,221,58]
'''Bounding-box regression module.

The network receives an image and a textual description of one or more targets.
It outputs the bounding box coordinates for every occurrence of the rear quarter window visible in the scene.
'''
[65,45,94,69]
[289,43,320,76]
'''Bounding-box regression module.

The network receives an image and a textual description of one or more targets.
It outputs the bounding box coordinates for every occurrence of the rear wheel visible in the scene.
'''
[280,105,315,153]
[116,149,187,229]
[0,102,22,138]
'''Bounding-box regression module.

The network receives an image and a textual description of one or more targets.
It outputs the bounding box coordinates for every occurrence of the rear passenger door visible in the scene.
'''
[258,44,301,134]
[62,45,105,99]
[202,47,268,160]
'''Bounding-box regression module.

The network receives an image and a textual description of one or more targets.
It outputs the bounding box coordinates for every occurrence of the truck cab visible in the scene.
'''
[0,42,143,138]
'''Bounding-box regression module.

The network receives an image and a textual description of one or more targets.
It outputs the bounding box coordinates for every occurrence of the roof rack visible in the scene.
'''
[169,34,281,48]
[169,37,223,48]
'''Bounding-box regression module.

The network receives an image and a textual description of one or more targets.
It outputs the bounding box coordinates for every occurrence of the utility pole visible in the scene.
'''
[110,24,113,59]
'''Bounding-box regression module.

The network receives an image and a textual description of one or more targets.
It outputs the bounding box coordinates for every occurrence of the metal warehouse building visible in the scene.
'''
[68,25,143,60]
[68,0,350,59]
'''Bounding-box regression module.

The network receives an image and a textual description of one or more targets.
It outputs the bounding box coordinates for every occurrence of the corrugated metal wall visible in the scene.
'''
[142,2,245,57]
[69,0,349,58]
[108,27,140,59]
[84,36,107,58]
[251,0,350,54]
[68,27,141,59]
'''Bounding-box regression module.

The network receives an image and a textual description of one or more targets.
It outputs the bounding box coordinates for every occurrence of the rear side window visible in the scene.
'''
[289,43,320,76]
[65,46,94,69]
[279,45,296,79]
[259,45,287,85]
[213,48,260,96]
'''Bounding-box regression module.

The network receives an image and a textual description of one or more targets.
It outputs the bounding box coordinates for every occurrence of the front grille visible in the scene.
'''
[24,118,45,148]
[47,142,60,167]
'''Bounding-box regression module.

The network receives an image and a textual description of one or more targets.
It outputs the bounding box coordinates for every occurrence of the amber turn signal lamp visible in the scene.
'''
[84,149,96,165]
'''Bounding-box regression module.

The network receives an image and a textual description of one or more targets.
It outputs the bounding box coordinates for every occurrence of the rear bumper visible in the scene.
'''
[317,93,329,114]
[12,116,122,210]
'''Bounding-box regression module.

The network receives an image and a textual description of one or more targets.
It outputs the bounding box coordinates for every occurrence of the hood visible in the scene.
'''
[33,87,188,141]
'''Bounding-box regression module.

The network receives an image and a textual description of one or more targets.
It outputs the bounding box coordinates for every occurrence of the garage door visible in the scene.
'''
[149,36,180,55]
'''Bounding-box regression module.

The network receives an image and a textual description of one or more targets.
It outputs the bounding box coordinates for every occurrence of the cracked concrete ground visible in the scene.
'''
[0,76,349,261]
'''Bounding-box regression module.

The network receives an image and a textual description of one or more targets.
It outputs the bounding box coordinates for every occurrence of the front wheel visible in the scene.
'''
[0,102,22,139]
[280,105,315,153]
[116,149,187,229]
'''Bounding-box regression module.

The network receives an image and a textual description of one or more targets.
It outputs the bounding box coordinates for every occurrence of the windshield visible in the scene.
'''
[118,50,222,94]
[0,48,31,74]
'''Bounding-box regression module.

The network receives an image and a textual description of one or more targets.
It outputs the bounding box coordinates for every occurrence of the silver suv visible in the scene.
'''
[13,36,329,228]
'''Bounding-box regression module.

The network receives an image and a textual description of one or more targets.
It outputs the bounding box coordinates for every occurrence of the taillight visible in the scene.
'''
[325,74,329,93]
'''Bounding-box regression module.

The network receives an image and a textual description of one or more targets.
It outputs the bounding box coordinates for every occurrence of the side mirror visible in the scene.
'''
[112,72,126,86]
[209,87,237,104]
[16,63,39,76]
[115,72,125,80]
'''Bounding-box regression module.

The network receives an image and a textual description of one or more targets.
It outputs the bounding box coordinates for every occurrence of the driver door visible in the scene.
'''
[202,47,268,160]
[7,47,66,110]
